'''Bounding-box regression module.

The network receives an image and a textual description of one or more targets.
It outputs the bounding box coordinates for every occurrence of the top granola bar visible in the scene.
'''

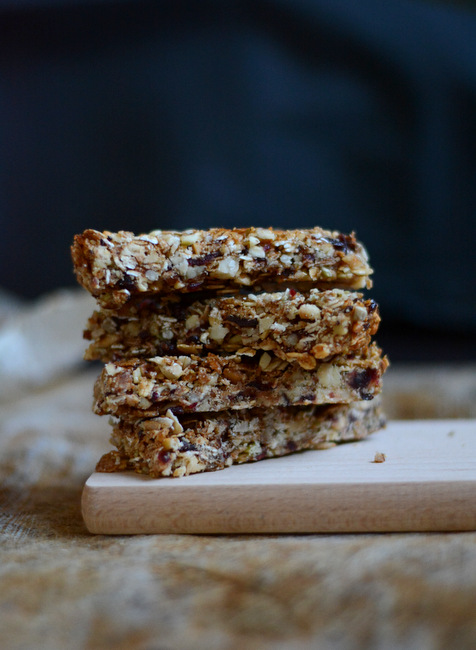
[71,226,373,309]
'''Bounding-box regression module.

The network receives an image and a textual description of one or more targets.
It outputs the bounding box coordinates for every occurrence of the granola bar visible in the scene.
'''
[96,398,386,477]
[93,343,388,418]
[84,289,380,369]
[72,227,373,309]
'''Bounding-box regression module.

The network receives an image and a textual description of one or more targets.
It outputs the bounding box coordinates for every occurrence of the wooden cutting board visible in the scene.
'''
[82,419,476,535]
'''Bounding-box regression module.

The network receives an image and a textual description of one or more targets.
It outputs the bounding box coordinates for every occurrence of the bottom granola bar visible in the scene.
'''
[96,398,385,478]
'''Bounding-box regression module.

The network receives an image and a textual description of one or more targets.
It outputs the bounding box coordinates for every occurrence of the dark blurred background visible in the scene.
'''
[0,0,475,361]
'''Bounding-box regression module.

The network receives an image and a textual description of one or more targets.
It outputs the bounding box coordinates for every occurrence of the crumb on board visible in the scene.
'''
[372,451,386,463]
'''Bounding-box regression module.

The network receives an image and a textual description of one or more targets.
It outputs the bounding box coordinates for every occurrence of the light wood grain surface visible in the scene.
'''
[83,419,476,535]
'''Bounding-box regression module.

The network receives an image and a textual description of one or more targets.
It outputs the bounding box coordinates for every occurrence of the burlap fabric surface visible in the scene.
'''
[1,292,475,650]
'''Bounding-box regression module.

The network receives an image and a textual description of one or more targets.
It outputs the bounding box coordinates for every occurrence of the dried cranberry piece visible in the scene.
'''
[186,281,204,292]
[368,300,378,313]
[117,274,136,291]
[188,251,221,267]
[180,439,196,452]
[170,406,184,414]
[348,368,379,399]
[348,368,378,391]
[136,297,156,311]
[158,450,171,465]
[226,315,259,328]
[249,380,268,391]
[327,234,356,254]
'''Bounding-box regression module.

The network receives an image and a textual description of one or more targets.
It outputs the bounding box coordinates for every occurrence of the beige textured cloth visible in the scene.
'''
[1,291,475,650]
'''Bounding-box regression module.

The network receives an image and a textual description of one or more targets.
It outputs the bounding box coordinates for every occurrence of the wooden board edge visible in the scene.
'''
[81,479,476,535]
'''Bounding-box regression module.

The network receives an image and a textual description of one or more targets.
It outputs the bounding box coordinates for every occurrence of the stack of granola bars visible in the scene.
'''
[72,226,388,477]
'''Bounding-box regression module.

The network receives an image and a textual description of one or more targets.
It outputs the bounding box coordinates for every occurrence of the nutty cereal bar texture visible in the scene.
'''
[84,288,380,369]
[93,342,388,419]
[96,399,385,478]
[71,227,372,309]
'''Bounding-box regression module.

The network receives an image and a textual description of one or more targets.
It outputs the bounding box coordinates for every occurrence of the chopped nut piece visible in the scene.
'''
[247,235,260,247]
[259,352,272,370]
[333,322,348,336]
[209,323,229,343]
[249,245,266,258]
[222,367,246,384]
[185,314,200,330]
[215,258,239,279]
[258,315,274,334]
[286,352,317,370]
[105,363,122,376]
[162,436,181,451]
[353,304,368,321]
[165,409,184,434]
[145,269,159,281]
[254,227,276,241]
[149,357,184,380]
[180,232,201,246]
[298,304,321,320]
[317,363,341,388]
